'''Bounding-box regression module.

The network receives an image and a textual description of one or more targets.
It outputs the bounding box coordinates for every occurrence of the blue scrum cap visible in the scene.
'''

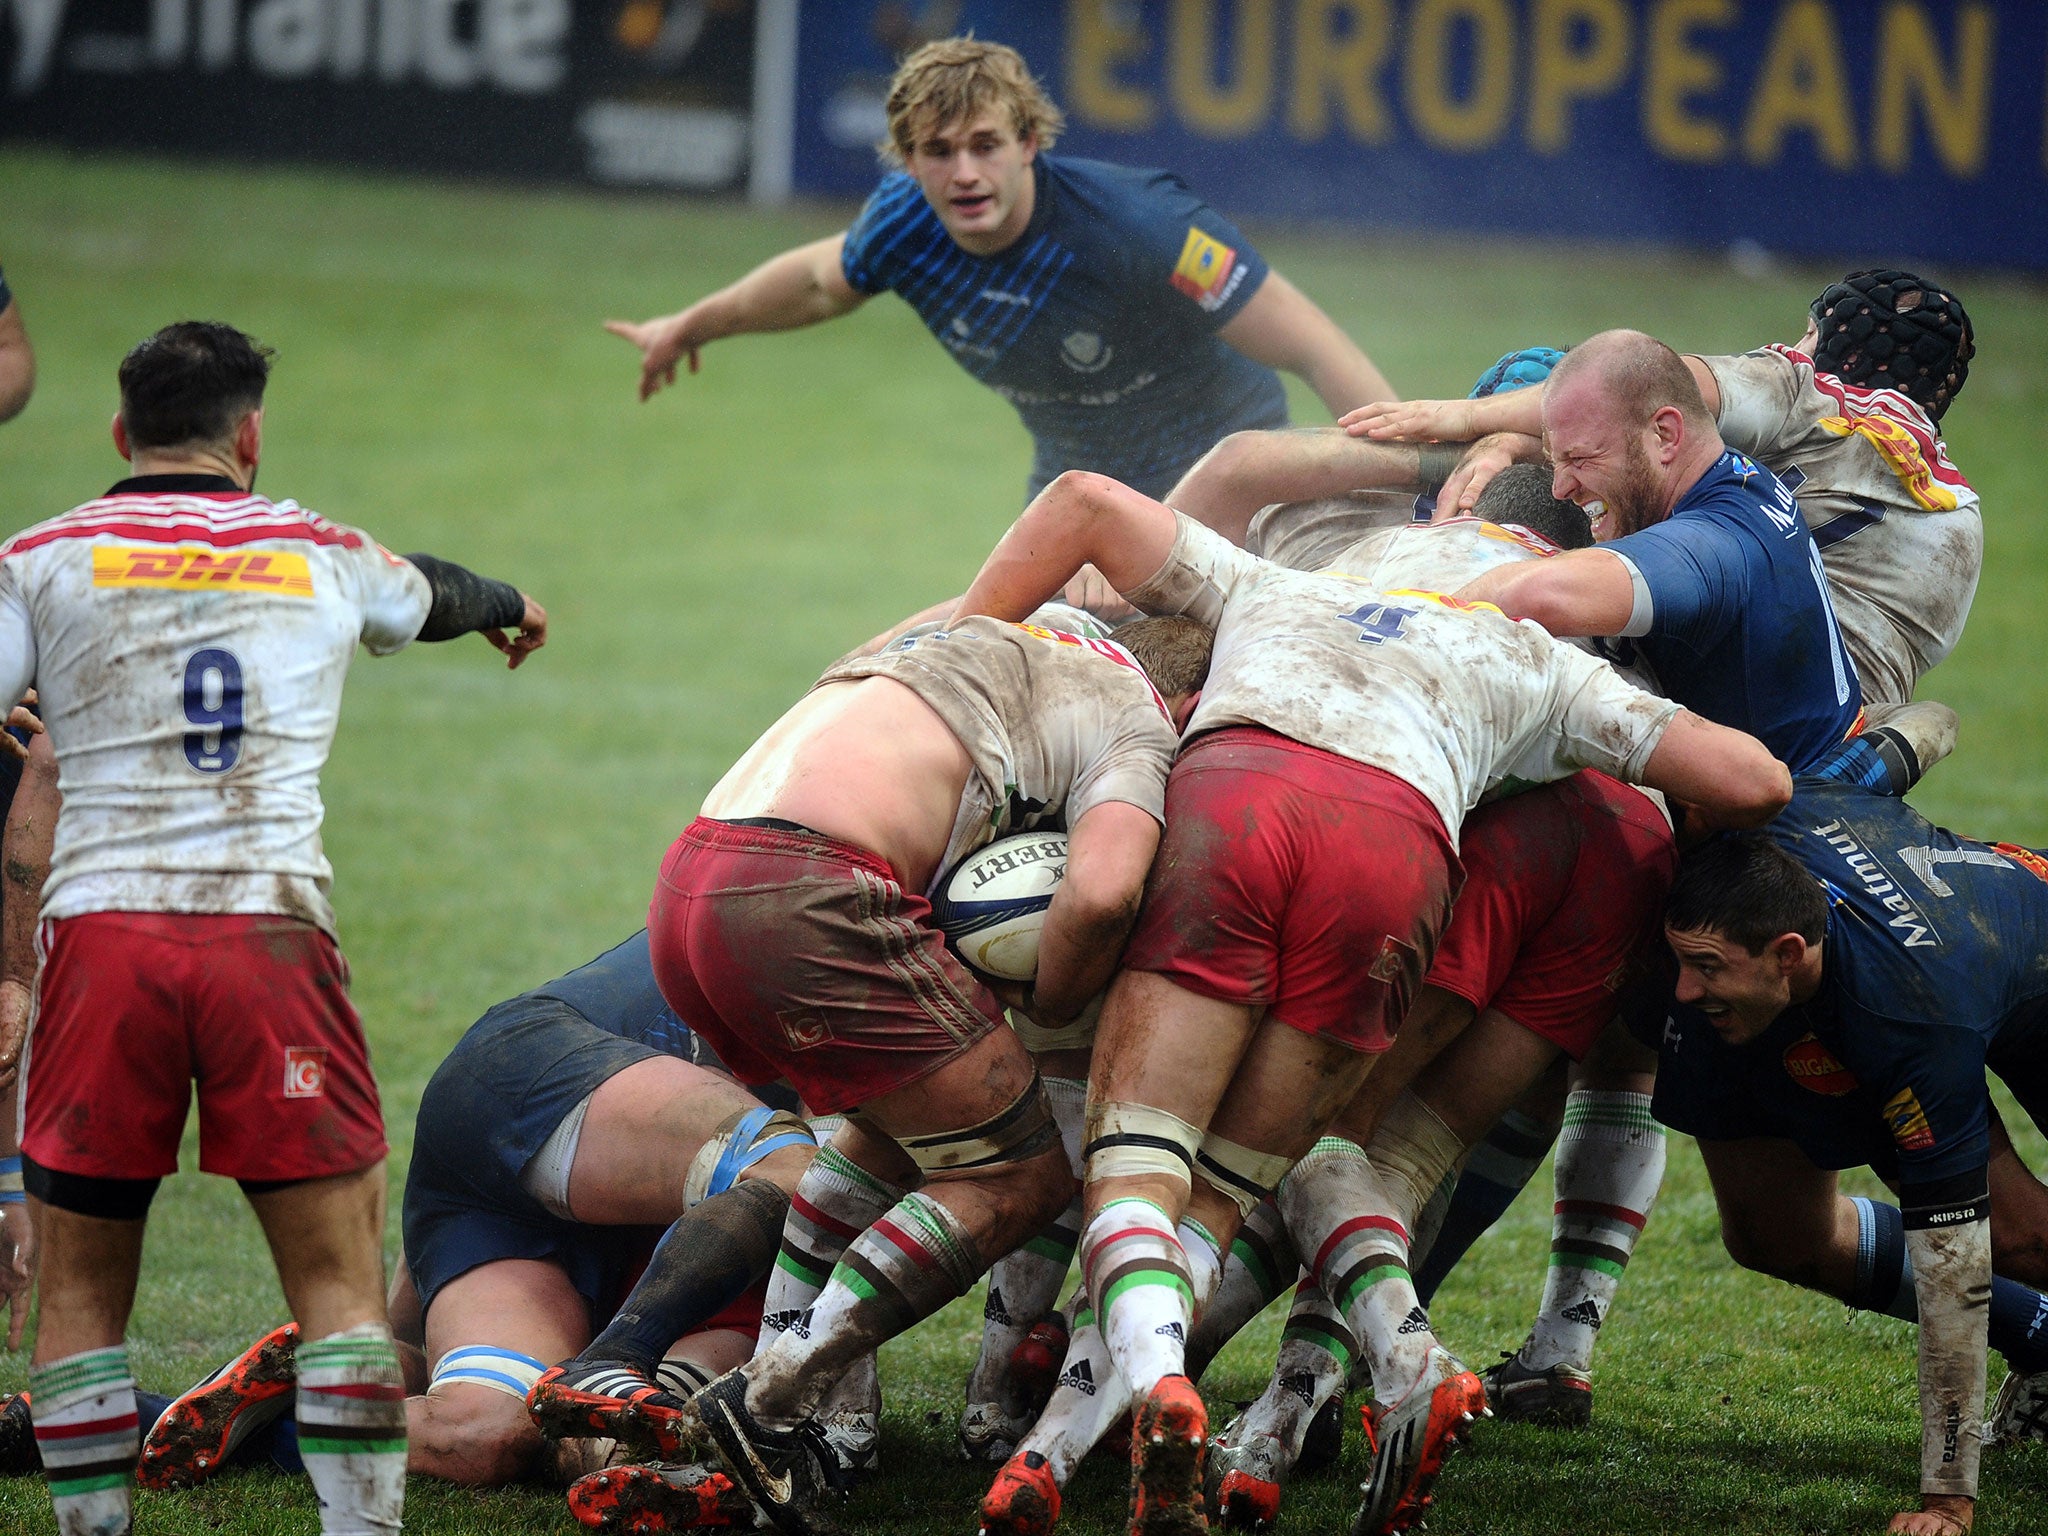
[1469,346,1566,399]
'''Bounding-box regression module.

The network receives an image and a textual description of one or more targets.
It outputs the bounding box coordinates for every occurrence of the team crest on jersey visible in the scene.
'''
[1170,227,1242,312]
[283,1046,327,1099]
[93,544,314,597]
[1882,1086,1936,1151]
[1782,1034,1858,1096]
[1368,934,1416,984]
[1060,331,1113,373]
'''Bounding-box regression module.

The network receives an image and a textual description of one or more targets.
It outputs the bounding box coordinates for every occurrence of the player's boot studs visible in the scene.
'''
[566,1460,755,1531]
[1128,1374,1208,1536]
[529,1361,709,1463]
[979,1447,1063,1536]
[137,1321,300,1491]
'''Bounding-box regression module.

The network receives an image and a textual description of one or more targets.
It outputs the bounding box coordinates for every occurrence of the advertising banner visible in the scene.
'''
[792,1,2048,269]
[1,0,757,191]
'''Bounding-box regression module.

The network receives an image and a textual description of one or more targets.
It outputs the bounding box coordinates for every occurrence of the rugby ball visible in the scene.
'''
[932,832,1069,981]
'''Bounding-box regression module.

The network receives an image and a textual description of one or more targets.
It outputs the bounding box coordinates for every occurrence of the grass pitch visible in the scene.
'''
[0,145,2045,1534]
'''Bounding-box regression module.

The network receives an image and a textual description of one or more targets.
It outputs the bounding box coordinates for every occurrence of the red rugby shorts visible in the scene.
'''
[23,912,387,1183]
[1119,727,1460,1054]
[649,818,1007,1117]
[1425,772,1676,1059]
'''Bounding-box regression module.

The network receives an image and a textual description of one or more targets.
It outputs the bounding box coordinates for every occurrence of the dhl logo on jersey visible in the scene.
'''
[1818,411,1960,512]
[1882,1085,1936,1152]
[1782,1034,1858,1097]
[93,545,314,597]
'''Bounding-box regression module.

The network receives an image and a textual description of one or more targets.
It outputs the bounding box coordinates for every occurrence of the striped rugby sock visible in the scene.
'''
[1081,1197,1192,1398]
[1009,1292,1133,1487]
[31,1345,137,1536]
[1229,1279,1357,1467]
[760,1147,903,1352]
[1522,1091,1665,1374]
[1282,1137,1435,1404]
[296,1323,406,1536]
[968,1193,1082,1408]
[1187,1197,1300,1382]
[750,1190,983,1429]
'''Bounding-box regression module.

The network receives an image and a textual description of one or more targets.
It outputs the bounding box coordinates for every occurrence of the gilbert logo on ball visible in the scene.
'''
[931,832,1069,982]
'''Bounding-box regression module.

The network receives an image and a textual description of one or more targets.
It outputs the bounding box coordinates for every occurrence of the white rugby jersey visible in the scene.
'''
[1704,346,1981,704]
[1127,514,1681,846]
[0,478,432,936]
[816,614,1178,884]
[1243,491,1415,571]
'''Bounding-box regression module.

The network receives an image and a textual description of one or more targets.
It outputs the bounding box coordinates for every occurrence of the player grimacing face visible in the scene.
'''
[907,109,1038,257]
[1543,382,1667,541]
[1665,925,1796,1044]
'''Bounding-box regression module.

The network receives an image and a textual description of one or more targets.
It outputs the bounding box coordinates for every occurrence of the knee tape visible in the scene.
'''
[685,1106,816,1207]
[896,1075,1062,1175]
[427,1345,546,1402]
[1194,1133,1296,1218]
[1366,1093,1467,1225]
[1083,1101,1203,1189]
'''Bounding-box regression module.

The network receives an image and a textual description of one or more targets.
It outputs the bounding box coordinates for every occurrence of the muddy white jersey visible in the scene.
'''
[0,481,432,936]
[816,614,1178,885]
[1242,491,1417,572]
[1703,346,1981,704]
[1127,514,1681,846]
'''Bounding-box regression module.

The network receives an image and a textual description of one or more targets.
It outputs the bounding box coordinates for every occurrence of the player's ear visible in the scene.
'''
[236,407,263,473]
[111,412,132,462]
[1651,404,1685,459]
[1767,931,1808,976]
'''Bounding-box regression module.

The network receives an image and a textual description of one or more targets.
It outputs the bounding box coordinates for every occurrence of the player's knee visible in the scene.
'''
[412,1390,541,1487]
[1719,1214,1818,1285]
[1990,1221,2048,1291]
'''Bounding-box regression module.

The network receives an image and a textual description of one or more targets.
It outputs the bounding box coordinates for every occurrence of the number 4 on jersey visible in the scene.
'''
[1338,602,1417,645]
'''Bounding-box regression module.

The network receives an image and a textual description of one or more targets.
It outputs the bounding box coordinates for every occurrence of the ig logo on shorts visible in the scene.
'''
[284,1046,328,1099]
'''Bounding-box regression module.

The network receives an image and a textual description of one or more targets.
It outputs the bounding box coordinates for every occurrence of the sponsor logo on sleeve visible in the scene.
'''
[94,545,314,597]
[1882,1085,1936,1151]
[1170,227,1244,312]
[283,1046,328,1099]
[1993,842,2048,885]
[1781,1033,1859,1096]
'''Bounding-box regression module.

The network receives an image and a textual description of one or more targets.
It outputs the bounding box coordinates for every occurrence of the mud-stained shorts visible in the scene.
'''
[649,817,1007,1116]
[1426,772,1677,1060]
[1120,727,1460,1054]
[23,912,387,1182]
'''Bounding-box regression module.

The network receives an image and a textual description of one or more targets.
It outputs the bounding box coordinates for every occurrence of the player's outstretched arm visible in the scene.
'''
[1456,548,1634,637]
[1217,271,1397,418]
[604,234,865,402]
[1638,711,1791,830]
[1343,382,1540,446]
[952,472,1180,624]
[1164,428,1460,546]
[1892,1177,1991,1536]
[1030,801,1161,1027]
[402,554,548,669]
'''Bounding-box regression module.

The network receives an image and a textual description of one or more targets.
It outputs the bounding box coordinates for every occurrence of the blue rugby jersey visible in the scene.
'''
[1599,450,1863,773]
[840,155,1287,499]
[1762,782,2048,1198]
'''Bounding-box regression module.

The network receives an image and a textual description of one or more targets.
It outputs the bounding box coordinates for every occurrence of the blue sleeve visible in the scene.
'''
[1605,513,1752,649]
[839,175,928,297]
[1123,171,1269,329]
[1858,1016,1991,1191]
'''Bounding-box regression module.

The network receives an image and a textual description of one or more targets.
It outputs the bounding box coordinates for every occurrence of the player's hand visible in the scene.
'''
[485,594,548,670]
[1062,564,1137,624]
[1889,1494,1972,1535]
[1341,397,1478,443]
[605,314,701,402]
[0,978,30,1096]
[0,695,44,764]
[0,1201,31,1350]
[1435,432,1545,519]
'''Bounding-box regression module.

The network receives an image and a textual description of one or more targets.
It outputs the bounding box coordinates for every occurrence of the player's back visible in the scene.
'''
[1705,346,1981,703]
[817,614,1178,879]
[0,480,428,934]
[1129,514,1680,844]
